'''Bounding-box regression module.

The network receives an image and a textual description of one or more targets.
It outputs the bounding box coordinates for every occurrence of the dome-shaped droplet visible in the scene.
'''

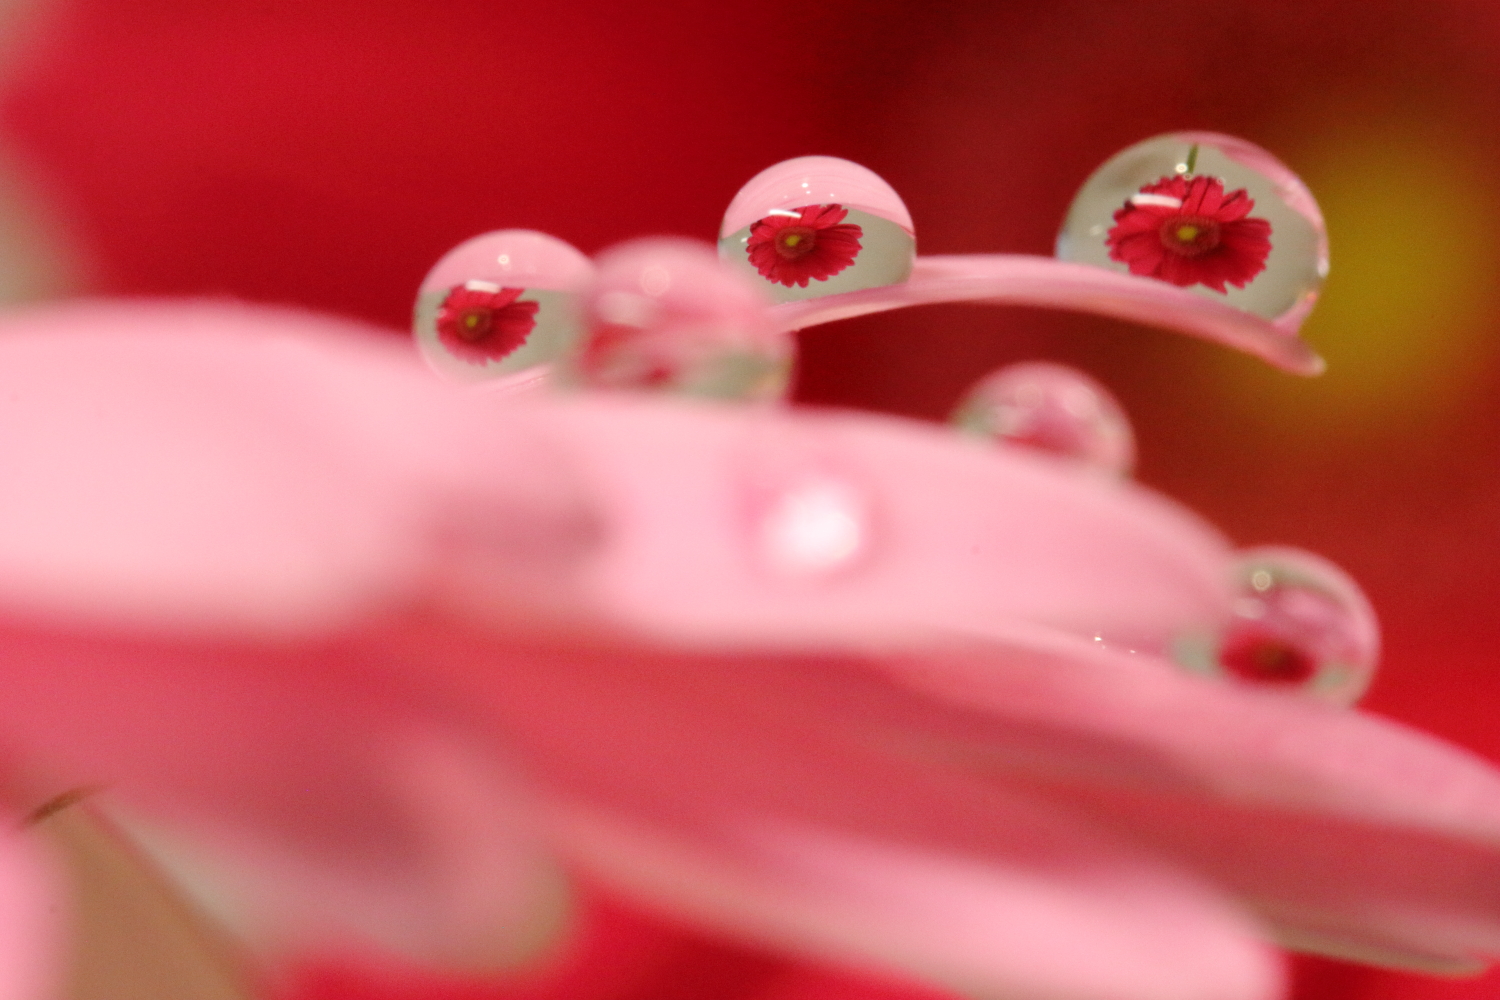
[951,362,1135,475]
[1178,547,1379,704]
[567,238,792,402]
[719,156,915,304]
[414,230,593,383]
[753,471,871,579]
[1058,133,1327,325]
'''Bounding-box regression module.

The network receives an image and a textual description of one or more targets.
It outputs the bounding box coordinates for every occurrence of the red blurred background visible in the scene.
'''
[2,1,1499,998]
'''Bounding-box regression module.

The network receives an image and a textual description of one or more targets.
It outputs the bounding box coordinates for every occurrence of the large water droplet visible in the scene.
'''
[568,238,793,402]
[951,362,1134,475]
[1058,133,1327,325]
[719,156,915,304]
[1178,547,1379,704]
[415,231,593,384]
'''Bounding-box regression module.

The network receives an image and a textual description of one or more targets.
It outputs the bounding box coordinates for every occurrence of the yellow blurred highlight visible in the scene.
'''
[1219,124,1498,434]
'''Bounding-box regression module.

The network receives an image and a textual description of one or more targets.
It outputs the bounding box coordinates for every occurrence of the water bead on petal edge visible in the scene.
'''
[1175,547,1379,705]
[567,238,793,402]
[415,230,594,385]
[720,156,915,304]
[738,432,874,581]
[1058,133,1328,326]
[952,362,1135,476]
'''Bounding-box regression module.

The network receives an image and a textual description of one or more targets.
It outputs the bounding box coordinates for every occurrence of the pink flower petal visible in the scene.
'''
[0,827,59,1000]
[520,394,1234,655]
[0,302,563,961]
[420,636,1281,1000]
[771,255,1325,374]
[2,300,1497,990]
[867,637,1500,969]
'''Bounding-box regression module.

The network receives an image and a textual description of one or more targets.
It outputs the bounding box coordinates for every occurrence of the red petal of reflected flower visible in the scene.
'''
[746,205,863,288]
[1106,176,1272,292]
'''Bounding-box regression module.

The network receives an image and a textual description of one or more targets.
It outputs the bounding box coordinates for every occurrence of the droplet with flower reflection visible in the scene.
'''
[1058,133,1328,325]
[414,230,593,383]
[720,156,915,303]
[568,238,793,402]
[1178,547,1379,704]
[951,362,1135,476]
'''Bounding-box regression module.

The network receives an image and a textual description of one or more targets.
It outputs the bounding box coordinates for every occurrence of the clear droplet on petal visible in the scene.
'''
[1177,547,1379,704]
[753,471,871,579]
[1057,133,1328,325]
[719,156,915,304]
[415,230,594,384]
[568,238,793,402]
[951,362,1135,475]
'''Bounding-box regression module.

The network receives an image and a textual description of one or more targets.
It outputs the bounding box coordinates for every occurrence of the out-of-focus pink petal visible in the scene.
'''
[0,302,564,962]
[862,639,1500,969]
[0,826,59,1000]
[770,255,1325,375]
[0,300,452,633]
[422,636,1281,1000]
[526,394,1234,656]
[1,301,1494,990]
[750,963,959,1000]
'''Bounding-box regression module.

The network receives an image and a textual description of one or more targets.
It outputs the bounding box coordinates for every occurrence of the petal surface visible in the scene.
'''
[0,302,559,962]
[0,826,58,1000]
[770,255,1324,374]
[863,638,1500,969]
[415,632,1281,1000]
[529,394,1235,656]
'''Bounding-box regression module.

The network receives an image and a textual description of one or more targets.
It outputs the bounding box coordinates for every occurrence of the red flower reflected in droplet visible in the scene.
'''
[746,204,863,287]
[435,284,540,365]
[1106,176,1272,293]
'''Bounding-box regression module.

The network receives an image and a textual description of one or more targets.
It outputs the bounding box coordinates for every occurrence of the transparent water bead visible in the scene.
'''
[1178,547,1379,704]
[753,471,871,580]
[414,230,593,383]
[1058,133,1327,325]
[568,239,793,402]
[719,156,915,304]
[952,362,1135,476]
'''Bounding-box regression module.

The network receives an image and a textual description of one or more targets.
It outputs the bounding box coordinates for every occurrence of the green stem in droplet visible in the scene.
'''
[1185,143,1200,175]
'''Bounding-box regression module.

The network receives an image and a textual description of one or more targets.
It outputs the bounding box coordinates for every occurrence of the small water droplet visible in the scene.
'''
[754,472,870,579]
[414,231,593,383]
[568,239,793,402]
[1179,547,1379,704]
[951,362,1135,475]
[719,156,915,304]
[1057,133,1327,325]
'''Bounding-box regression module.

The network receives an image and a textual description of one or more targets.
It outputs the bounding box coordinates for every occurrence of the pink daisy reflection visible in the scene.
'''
[1,302,1500,1000]
[1107,176,1273,292]
[435,284,540,365]
[747,205,863,287]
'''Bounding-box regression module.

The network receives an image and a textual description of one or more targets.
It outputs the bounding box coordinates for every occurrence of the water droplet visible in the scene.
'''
[719,156,915,304]
[1057,133,1327,325]
[414,231,593,383]
[569,238,793,402]
[951,362,1134,475]
[1178,547,1379,704]
[754,471,870,579]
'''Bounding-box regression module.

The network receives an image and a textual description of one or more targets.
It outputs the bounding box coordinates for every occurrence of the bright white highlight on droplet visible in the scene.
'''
[463,279,502,293]
[1129,193,1184,209]
[758,476,867,577]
